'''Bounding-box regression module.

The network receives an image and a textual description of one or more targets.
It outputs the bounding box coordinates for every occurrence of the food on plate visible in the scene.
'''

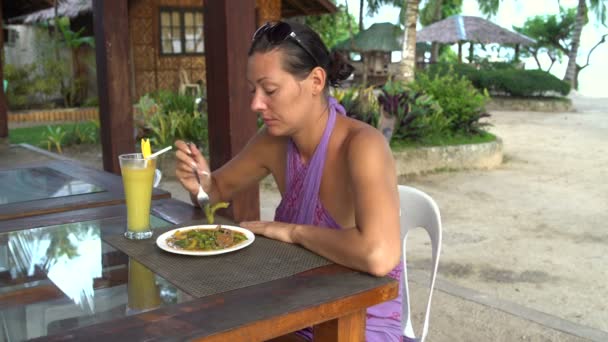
[166,225,247,251]
[204,202,230,224]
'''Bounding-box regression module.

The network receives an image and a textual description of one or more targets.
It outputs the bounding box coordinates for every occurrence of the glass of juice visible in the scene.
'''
[126,258,161,315]
[119,153,157,239]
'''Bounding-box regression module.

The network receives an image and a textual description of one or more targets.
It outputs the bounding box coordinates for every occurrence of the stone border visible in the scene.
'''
[486,97,572,112]
[8,107,99,123]
[393,138,503,177]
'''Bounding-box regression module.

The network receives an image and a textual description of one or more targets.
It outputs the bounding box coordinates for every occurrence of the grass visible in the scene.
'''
[9,122,99,147]
[391,131,497,151]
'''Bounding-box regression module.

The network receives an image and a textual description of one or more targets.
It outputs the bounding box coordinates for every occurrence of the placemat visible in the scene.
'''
[103,223,332,297]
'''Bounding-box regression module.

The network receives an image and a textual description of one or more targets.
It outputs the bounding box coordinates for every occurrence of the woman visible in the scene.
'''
[175,21,403,341]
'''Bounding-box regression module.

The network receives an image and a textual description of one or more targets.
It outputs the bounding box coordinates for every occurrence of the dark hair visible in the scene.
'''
[249,21,354,90]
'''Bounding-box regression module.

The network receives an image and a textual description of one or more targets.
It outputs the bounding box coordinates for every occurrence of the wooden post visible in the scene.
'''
[92,0,134,174]
[457,42,462,63]
[468,42,474,63]
[204,0,260,222]
[0,0,8,138]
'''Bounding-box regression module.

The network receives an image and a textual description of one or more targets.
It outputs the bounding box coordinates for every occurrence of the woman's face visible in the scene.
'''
[247,49,314,136]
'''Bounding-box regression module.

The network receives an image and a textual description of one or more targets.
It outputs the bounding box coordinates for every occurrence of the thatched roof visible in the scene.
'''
[9,0,336,24]
[282,0,337,17]
[416,15,535,45]
[334,22,403,52]
[8,0,90,24]
[2,0,52,21]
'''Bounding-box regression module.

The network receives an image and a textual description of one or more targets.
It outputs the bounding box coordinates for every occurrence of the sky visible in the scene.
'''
[344,0,608,97]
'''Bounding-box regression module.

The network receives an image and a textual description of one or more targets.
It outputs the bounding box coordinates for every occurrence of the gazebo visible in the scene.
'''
[416,15,535,63]
[334,22,428,85]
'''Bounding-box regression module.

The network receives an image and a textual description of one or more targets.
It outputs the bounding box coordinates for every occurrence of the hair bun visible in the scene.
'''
[328,51,354,86]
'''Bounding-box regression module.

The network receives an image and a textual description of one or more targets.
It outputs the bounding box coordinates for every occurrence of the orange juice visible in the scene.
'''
[127,259,160,313]
[119,153,157,239]
[122,159,155,232]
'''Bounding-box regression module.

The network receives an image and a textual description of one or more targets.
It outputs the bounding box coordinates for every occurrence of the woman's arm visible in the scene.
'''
[175,127,281,206]
[243,128,401,276]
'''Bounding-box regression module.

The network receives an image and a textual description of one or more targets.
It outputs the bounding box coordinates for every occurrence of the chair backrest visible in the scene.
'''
[179,68,191,85]
[398,185,442,342]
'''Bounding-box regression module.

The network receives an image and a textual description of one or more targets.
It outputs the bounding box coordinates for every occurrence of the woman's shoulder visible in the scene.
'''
[340,116,390,153]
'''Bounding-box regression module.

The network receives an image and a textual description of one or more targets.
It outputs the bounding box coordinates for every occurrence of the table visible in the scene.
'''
[0,159,170,220]
[0,199,399,341]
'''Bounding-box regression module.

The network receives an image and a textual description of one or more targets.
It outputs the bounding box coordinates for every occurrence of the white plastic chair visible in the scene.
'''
[398,185,442,342]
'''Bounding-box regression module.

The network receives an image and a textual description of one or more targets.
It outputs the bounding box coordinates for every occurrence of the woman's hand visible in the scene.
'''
[240,221,298,244]
[174,140,212,197]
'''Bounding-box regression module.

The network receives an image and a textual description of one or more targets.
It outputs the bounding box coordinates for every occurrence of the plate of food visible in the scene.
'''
[156,224,255,256]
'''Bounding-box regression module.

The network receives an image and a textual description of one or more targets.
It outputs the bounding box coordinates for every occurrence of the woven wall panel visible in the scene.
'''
[133,45,156,72]
[257,0,281,25]
[130,0,155,18]
[159,0,203,6]
[131,18,154,45]
[191,67,206,84]
[157,70,179,90]
[179,57,192,69]
[136,71,157,99]
[157,56,180,70]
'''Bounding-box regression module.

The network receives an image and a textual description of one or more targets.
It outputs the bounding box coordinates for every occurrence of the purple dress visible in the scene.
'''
[275,97,403,341]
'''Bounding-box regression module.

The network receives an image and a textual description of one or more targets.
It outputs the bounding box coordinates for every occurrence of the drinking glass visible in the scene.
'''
[119,153,160,240]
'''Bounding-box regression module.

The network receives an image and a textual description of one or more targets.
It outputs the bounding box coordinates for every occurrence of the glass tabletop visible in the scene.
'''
[0,167,105,205]
[0,216,191,341]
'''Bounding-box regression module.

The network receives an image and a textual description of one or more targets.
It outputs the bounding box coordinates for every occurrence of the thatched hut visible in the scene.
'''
[334,22,429,86]
[416,15,535,63]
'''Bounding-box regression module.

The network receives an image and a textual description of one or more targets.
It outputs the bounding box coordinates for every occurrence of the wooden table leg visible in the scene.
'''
[312,309,366,342]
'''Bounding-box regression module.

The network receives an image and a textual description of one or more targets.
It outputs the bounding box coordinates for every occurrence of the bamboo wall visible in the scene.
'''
[128,0,282,100]
[129,0,206,101]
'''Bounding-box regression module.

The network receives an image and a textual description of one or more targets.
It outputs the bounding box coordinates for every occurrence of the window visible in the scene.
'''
[160,8,204,55]
[3,28,19,48]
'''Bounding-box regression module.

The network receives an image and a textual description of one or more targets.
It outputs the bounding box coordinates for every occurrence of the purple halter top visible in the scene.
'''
[275,97,404,342]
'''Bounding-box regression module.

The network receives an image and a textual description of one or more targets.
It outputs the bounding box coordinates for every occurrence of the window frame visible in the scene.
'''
[158,7,205,57]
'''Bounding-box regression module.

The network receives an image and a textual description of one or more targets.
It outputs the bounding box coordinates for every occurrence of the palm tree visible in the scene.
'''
[396,0,420,83]
[564,0,607,90]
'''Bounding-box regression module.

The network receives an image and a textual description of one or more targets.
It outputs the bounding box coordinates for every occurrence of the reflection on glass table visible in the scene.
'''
[0,216,192,341]
[0,167,105,205]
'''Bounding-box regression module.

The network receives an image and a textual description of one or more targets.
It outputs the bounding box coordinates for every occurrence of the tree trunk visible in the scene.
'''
[430,0,443,63]
[359,0,364,32]
[397,0,419,83]
[564,0,587,90]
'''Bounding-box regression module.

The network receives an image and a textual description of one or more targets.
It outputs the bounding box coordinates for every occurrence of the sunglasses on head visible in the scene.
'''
[252,21,321,67]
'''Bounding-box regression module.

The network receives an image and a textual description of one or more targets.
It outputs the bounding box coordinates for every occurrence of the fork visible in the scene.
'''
[192,166,210,209]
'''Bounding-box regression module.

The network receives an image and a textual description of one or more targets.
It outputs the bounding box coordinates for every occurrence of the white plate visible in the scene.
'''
[156,224,255,256]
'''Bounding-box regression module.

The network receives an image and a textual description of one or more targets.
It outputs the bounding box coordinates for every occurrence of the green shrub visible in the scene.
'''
[137,91,208,151]
[151,90,197,114]
[377,79,451,142]
[332,86,380,127]
[427,62,571,97]
[4,63,59,110]
[391,91,451,142]
[411,69,490,135]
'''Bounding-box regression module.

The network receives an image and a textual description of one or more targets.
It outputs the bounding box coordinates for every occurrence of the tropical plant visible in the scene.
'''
[306,5,359,49]
[377,79,449,142]
[140,91,208,151]
[564,0,607,89]
[410,68,490,135]
[38,16,95,107]
[514,7,576,72]
[43,126,67,153]
[332,86,380,127]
